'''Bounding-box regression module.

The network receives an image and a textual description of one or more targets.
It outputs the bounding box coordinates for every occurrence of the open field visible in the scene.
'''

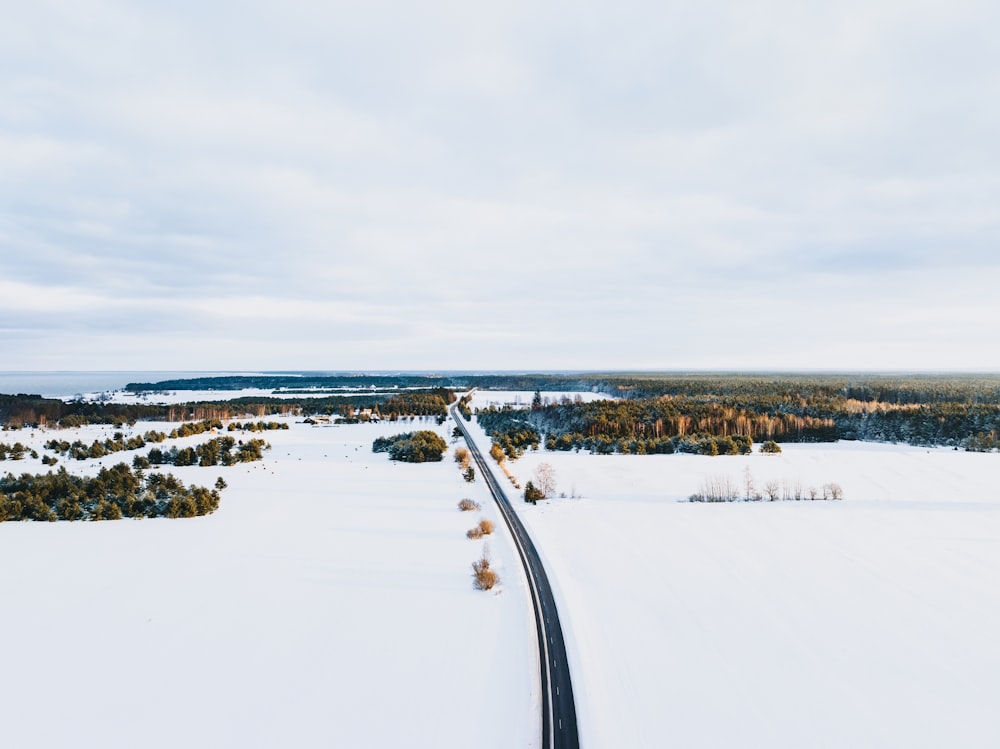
[4,388,1000,749]
[461,391,1000,749]
[0,418,534,749]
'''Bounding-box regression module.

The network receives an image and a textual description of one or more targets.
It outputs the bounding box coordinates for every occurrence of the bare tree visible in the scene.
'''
[764,480,780,501]
[534,462,557,498]
[743,466,755,501]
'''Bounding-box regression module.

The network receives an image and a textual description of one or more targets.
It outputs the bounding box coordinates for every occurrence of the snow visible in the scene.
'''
[5,388,1000,748]
[0,418,534,749]
[461,393,1000,749]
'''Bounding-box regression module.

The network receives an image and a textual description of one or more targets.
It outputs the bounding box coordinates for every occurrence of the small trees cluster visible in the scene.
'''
[0,442,40,461]
[141,437,269,467]
[372,431,448,462]
[524,481,544,504]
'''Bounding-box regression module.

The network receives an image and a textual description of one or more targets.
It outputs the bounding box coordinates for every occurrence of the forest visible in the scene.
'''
[475,375,1000,454]
[0,390,455,428]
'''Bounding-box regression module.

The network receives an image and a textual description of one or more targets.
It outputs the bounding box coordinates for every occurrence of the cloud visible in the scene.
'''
[1,1,999,371]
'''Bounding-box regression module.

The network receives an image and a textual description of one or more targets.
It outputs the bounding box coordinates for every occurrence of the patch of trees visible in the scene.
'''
[44,430,165,461]
[689,472,843,502]
[0,463,222,521]
[143,437,270,467]
[372,431,448,462]
[0,442,38,461]
[475,407,541,459]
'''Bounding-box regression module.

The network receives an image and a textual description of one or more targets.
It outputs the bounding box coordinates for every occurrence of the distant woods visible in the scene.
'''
[0,389,456,429]
[474,375,1000,453]
[5,374,1000,451]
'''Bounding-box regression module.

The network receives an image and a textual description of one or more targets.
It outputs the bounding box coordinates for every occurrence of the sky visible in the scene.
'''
[2,0,999,372]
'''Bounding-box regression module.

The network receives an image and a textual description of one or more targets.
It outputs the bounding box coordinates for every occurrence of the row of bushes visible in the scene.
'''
[0,464,223,521]
[226,420,289,432]
[690,474,843,502]
[136,437,269,468]
[457,499,499,590]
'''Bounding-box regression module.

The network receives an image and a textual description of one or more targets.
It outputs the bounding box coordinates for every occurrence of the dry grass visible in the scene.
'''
[472,555,499,591]
[457,498,481,512]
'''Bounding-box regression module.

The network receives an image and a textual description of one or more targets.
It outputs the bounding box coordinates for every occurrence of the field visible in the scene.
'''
[463,390,1000,748]
[0,418,533,749]
[3,390,1000,748]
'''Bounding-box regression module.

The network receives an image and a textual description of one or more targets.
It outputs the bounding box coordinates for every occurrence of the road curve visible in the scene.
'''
[451,405,580,749]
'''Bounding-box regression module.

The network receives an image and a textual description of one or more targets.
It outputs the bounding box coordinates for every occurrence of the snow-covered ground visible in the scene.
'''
[460,393,1000,749]
[0,418,534,749]
[6,390,1000,749]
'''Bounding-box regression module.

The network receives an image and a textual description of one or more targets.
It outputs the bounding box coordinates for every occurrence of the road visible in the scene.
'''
[451,405,580,749]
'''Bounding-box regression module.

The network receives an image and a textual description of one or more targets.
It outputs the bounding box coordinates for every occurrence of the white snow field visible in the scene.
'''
[0,418,534,749]
[459,397,1000,749]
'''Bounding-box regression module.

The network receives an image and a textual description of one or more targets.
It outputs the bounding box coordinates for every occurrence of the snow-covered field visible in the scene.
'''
[0,418,534,749]
[460,395,1000,749]
[5,388,1000,749]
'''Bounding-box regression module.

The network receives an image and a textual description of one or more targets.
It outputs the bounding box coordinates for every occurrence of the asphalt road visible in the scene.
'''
[451,406,580,749]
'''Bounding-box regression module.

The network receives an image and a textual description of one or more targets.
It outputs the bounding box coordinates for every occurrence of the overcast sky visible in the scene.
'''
[2,1,998,372]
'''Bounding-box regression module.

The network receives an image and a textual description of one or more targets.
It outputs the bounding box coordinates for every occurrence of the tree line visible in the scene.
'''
[1,391,455,429]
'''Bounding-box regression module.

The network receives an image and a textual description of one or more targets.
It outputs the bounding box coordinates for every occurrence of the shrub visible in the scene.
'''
[478,519,495,535]
[458,498,480,512]
[472,555,499,591]
[454,447,471,468]
[466,526,484,539]
[524,481,544,504]
[463,466,475,483]
[761,440,782,454]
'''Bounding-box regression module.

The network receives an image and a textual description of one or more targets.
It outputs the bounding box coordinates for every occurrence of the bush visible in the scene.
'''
[761,440,782,454]
[524,481,544,504]
[478,519,495,535]
[458,498,480,512]
[467,526,484,539]
[472,555,499,591]
[454,447,470,468]
[463,466,475,483]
